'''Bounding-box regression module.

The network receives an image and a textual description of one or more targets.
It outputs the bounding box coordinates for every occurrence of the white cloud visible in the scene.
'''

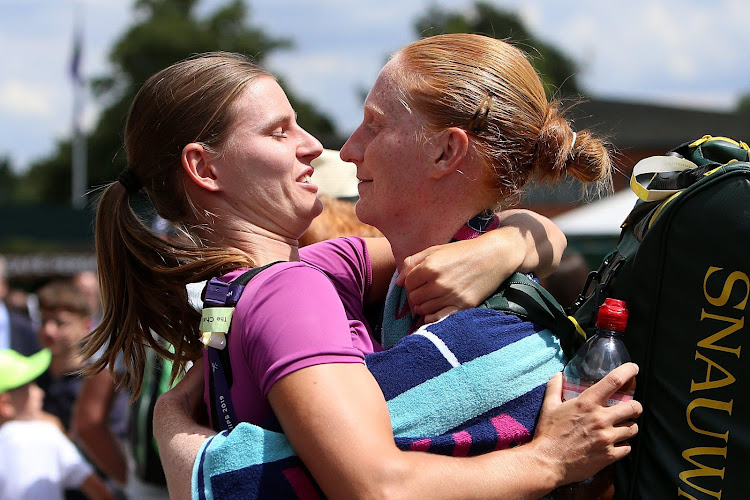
[0,80,54,117]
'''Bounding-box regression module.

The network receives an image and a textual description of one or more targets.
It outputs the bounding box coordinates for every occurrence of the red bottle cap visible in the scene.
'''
[596,298,628,332]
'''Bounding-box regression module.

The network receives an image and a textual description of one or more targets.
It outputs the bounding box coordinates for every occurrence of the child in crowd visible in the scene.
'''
[36,279,130,498]
[0,348,112,500]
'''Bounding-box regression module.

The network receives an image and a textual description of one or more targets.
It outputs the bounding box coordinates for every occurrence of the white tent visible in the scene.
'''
[552,189,639,237]
[310,149,359,199]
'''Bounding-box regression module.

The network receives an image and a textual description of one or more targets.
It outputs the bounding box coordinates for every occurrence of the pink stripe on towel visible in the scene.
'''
[491,414,531,449]
[451,430,472,457]
[410,438,432,452]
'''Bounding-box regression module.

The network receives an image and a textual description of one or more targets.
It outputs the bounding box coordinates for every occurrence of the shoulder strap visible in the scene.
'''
[204,261,283,432]
[480,272,582,359]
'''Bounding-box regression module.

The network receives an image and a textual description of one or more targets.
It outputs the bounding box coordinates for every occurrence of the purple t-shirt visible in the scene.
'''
[202,237,381,428]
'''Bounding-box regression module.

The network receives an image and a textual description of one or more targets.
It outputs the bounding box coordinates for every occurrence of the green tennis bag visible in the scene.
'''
[569,136,750,499]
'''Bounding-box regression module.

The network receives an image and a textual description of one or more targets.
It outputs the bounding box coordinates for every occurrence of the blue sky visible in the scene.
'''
[1,0,748,172]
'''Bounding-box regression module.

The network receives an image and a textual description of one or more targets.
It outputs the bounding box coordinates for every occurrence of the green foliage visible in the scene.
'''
[738,93,750,113]
[0,156,18,203]
[414,1,582,98]
[20,0,340,205]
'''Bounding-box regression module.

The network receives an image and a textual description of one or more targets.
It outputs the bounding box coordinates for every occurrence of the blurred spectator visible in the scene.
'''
[0,256,40,356]
[298,195,382,247]
[0,348,113,500]
[539,249,592,310]
[71,270,131,493]
[35,279,129,500]
[6,288,29,314]
[72,271,103,328]
[7,287,42,333]
[36,279,93,428]
[72,370,130,492]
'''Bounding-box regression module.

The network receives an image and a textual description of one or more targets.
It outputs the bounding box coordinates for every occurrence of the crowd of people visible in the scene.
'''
[0,262,131,499]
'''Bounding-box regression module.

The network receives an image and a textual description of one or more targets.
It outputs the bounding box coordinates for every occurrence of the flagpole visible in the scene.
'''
[71,4,87,209]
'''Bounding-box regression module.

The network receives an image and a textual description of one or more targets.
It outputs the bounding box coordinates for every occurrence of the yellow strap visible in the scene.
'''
[648,191,682,229]
[645,158,739,229]
[630,156,697,202]
[568,315,588,341]
[689,135,750,151]
[689,135,715,147]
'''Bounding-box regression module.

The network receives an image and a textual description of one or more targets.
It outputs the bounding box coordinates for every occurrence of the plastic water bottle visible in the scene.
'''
[555,298,635,500]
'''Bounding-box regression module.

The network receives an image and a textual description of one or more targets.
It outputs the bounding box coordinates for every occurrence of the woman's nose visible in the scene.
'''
[340,125,365,164]
[298,127,324,162]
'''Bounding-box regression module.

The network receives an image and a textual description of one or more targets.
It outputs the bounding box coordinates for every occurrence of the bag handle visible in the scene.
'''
[629,155,697,202]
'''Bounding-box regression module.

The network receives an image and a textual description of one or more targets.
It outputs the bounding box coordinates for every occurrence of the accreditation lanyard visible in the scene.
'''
[201,278,247,432]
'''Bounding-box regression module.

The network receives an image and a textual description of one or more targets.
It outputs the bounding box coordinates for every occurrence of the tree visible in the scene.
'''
[738,93,750,113]
[414,1,582,98]
[0,156,18,203]
[21,0,339,205]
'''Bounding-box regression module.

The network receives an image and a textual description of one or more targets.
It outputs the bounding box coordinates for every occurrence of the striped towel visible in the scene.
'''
[193,307,566,499]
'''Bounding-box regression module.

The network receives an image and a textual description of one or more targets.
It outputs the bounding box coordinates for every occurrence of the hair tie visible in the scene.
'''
[118,168,143,195]
[570,131,578,150]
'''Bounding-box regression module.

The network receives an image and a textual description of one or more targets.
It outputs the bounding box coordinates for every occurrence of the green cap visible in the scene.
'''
[0,349,51,393]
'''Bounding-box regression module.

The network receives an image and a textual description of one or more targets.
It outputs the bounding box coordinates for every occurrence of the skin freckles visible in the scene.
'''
[341,61,436,239]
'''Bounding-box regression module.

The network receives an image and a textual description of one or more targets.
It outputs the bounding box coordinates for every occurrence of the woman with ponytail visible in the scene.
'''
[84,55,270,394]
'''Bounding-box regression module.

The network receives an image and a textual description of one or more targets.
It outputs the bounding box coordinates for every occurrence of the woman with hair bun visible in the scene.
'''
[150,35,639,499]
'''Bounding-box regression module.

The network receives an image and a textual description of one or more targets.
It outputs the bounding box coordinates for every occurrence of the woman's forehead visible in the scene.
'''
[231,77,294,128]
[366,62,411,118]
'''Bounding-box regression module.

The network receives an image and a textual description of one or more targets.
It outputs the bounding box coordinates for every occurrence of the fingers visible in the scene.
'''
[181,357,205,386]
[170,358,206,413]
[606,398,643,425]
[423,306,459,324]
[407,281,444,307]
[612,420,639,445]
[396,250,431,287]
[188,356,204,372]
[543,372,564,409]
[399,258,437,293]
[579,363,639,405]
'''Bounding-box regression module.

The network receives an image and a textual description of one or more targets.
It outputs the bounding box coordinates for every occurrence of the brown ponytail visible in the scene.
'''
[82,53,269,396]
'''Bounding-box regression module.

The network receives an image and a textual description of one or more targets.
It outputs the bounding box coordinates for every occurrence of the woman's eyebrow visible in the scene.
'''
[364,103,386,120]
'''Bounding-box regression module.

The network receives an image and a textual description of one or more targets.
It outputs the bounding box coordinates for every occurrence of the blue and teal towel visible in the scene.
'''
[193,306,566,499]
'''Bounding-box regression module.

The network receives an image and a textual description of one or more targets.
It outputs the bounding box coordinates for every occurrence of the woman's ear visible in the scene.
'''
[181,143,221,192]
[430,127,470,180]
[0,392,15,420]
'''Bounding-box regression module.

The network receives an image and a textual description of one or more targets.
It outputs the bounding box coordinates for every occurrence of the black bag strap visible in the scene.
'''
[480,272,582,358]
[204,261,283,432]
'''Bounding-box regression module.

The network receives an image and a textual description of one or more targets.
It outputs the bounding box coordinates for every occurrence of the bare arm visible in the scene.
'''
[496,208,567,278]
[361,236,395,307]
[152,358,213,500]
[398,209,567,322]
[154,358,640,499]
[269,362,640,500]
[72,370,128,485]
